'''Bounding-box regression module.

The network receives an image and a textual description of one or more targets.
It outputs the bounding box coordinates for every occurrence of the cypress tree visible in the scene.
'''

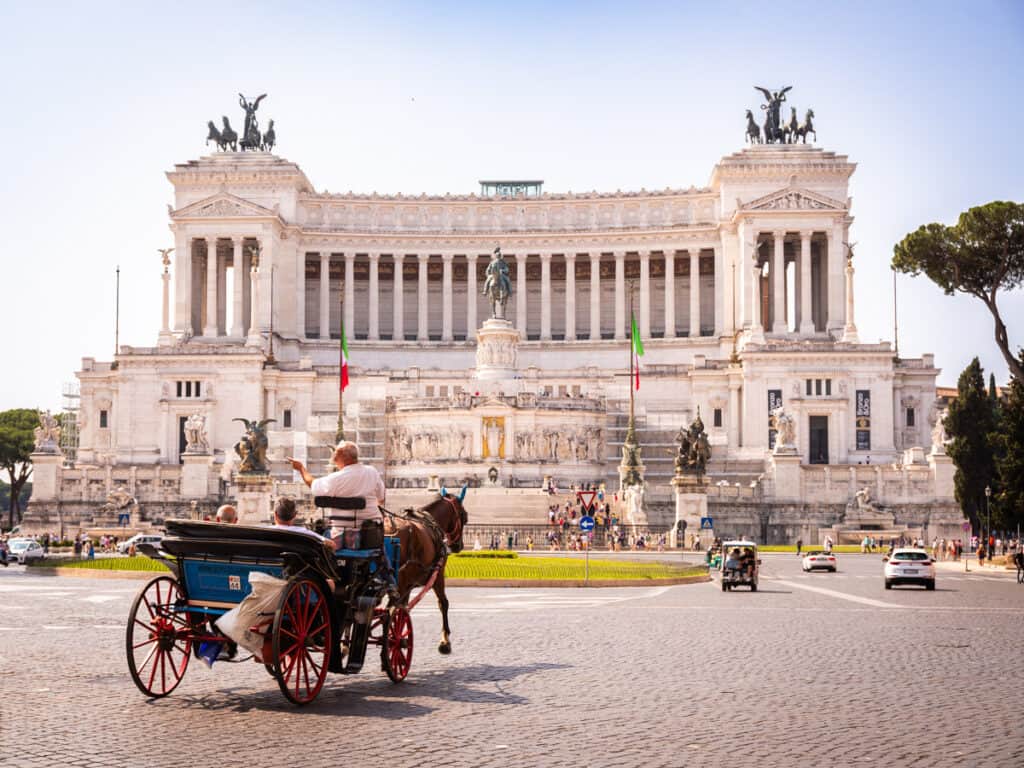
[945,358,996,533]
[993,360,1024,534]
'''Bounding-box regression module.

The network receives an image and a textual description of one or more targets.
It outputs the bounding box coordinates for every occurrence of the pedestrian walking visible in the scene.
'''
[796,538,803,557]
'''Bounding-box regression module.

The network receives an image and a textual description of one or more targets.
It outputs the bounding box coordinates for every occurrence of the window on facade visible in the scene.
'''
[572,385,581,397]
[906,408,915,427]
[195,381,201,398]
[806,379,812,396]
[713,408,723,428]
[544,385,553,396]
[185,381,192,397]
[825,379,832,396]
[283,409,292,429]
[425,385,435,397]
[176,381,183,398]
[99,409,108,429]
[815,379,822,396]
[439,385,448,397]
[175,380,202,399]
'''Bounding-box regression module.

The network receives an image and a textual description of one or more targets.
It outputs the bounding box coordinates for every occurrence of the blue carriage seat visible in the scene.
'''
[313,495,399,571]
[159,519,338,614]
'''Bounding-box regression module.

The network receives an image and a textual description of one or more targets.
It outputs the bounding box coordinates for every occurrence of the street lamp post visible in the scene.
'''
[984,485,992,561]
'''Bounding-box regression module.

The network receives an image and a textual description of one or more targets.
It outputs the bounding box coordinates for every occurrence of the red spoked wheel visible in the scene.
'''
[125,575,193,698]
[382,606,413,683]
[271,578,332,706]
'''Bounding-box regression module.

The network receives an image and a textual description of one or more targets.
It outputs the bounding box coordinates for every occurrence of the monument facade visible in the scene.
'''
[24,92,961,542]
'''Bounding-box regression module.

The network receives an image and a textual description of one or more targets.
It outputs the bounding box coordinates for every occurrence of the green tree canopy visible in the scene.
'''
[944,359,997,533]
[0,408,38,529]
[892,201,1024,381]
[993,358,1024,534]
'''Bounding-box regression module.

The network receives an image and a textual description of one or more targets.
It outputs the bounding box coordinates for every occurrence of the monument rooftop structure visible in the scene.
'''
[24,90,962,543]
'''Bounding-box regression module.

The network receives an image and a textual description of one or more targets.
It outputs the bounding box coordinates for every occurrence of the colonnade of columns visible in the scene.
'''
[743,228,843,337]
[174,236,265,341]
[301,248,717,343]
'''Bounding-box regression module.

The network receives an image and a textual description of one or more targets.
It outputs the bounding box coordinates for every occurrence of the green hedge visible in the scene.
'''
[450,550,519,559]
[28,556,171,572]
[29,553,703,581]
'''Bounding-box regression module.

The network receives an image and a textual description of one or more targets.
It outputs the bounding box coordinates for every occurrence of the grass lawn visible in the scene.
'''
[30,554,705,581]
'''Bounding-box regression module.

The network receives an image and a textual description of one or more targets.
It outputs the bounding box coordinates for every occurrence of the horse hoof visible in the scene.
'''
[438,642,452,655]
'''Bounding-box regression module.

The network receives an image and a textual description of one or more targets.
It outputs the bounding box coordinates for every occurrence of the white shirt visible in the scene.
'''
[274,523,328,541]
[310,463,386,524]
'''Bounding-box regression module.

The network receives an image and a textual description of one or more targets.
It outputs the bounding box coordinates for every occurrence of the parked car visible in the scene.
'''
[7,538,46,564]
[883,548,936,590]
[116,534,163,554]
[802,551,837,572]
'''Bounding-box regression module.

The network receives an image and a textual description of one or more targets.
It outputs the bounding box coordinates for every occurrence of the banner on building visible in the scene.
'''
[856,390,871,451]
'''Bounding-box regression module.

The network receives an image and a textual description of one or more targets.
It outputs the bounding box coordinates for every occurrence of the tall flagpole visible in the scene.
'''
[114,265,121,357]
[336,291,345,444]
[628,279,635,424]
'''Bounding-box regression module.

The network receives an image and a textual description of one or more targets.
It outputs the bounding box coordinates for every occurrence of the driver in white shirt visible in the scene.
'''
[288,441,386,542]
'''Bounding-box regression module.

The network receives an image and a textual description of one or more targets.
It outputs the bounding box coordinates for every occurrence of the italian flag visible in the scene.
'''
[631,313,644,390]
[340,321,350,392]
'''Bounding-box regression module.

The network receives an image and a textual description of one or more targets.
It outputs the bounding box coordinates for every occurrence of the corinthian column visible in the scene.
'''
[639,250,651,338]
[246,244,262,347]
[203,238,218,337]
[663,249,675,339]
[516,253,528,334]
[319,252,330,340]
[466,254,478,339]
[689,249,701,338]
[614,251,625,340]
[799,231,814,334]
[343,252,355,337]
[417,253,429,341]
[589,252,601,341]
[772,231,786,333]
[540,252,552,341]
[158,250,173,346]
[232,239,245,337]
[393,253,404,341]
[842,253,859,343]
[441,253,454,341]
[564,252,576,341]
[368,252,380,340]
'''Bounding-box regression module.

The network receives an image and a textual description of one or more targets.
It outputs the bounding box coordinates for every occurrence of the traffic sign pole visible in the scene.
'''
[579,514,596,585]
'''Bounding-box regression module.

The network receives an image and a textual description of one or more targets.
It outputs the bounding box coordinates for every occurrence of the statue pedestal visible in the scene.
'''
[181,453,213,499]
[29,452,62,502]
[474,319,520,380]
[671,474,708,549]
[768,451,802,502]
[236,473,274,525]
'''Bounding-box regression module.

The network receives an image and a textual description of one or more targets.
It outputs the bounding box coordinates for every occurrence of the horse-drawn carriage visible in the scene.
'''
[125,492,466,706]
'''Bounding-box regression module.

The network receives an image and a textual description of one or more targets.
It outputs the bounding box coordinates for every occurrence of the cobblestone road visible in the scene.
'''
[1,555,1021,767]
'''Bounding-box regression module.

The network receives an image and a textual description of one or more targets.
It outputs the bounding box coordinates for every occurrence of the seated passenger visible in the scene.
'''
[289,440,386,547]
[271,497,337,551]
[724,549,741,572]
[216,504,237,524]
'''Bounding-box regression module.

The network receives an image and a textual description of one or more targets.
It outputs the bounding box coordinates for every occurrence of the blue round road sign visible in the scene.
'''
[579,516,595,532]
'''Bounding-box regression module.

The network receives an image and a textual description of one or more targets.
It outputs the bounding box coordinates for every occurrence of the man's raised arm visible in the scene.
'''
[288,457,314,488]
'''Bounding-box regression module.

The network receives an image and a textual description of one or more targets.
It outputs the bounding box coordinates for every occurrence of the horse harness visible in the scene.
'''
[383,496,463,579]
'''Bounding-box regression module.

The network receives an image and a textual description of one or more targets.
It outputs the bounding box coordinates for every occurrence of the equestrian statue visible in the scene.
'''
[748,85,820,145]
[482,246,512,320]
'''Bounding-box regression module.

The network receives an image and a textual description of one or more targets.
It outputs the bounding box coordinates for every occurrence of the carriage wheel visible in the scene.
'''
[272,578,332,706]
[126,575,193,698]
[382,606,413,683]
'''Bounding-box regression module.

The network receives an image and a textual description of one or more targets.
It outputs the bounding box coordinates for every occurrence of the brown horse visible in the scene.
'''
[384,487,468,654]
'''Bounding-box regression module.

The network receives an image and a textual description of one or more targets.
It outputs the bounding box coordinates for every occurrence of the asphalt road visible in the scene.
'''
[0,554,1021,767]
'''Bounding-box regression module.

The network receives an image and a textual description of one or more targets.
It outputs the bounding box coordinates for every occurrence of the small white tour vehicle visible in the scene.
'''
[719,540,760,592]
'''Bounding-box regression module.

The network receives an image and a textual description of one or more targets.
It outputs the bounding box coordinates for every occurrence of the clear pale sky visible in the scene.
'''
[1,0,1021,412]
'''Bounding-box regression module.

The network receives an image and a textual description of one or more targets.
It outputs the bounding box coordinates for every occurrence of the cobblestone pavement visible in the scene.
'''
[1,554,1021,768]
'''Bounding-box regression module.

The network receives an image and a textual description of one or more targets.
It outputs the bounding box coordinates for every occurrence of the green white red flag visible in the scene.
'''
[630,313,644,390]
[340,321,350,392]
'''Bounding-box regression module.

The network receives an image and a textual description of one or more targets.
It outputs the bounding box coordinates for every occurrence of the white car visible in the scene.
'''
[801,551,837,572]
[884,548,936,590]
[7,538,46,564]
[116,534,163,554]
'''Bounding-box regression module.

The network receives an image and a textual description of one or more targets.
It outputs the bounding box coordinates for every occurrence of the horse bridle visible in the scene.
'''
[438,496,465,549]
